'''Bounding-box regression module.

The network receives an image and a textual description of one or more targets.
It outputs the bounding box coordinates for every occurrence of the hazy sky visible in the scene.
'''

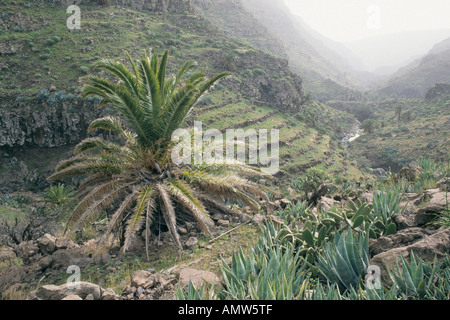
[284,0,450,42]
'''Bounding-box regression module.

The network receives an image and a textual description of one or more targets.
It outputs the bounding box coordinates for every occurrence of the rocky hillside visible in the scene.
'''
[1,163,448,300]
[0,0,363,193]
[194,0,363,103]
[376,37,450,98]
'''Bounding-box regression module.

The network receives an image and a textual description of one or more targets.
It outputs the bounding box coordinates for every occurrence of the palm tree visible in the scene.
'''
[49,49,268,256]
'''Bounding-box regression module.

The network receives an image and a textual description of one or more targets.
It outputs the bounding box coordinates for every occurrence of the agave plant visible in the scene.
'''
[176,281,217,300]
[315,228,370,292]
[371,184,406,238]
[220,240,309,300]
[388,251,442,300]
[48,49,268,255]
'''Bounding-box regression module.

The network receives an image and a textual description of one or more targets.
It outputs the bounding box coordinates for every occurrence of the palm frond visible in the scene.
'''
[166,179,215,237]
[65,179,134,233]
[157,183,182,249]
[66,181,135,237]
[104,188,139,237]
[123,185,155,253]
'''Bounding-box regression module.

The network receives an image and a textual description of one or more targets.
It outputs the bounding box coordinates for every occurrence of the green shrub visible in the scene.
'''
[39,54,50,60]
[79,66,89,74]
[44,38,56,46]
[252,68,266,76]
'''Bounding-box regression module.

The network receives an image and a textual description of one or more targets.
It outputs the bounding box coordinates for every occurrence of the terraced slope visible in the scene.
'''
[0,0,363,193]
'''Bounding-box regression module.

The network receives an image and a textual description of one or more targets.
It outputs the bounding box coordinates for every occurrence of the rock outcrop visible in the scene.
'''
[0,96,102,148]
[370,228,450,284]
[27,282,120,300]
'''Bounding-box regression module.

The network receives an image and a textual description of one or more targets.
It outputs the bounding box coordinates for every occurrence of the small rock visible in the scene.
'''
[101,288,120,301]
[280,198,292,209]
[359,192,373,204]
[178,227,188,235]
[84,293,94,301]
[212,213,223,221]
[185,237,198,248]
[36,234,56,255]
[217,219,230,227]
[131,270,154,288]
[251,214,266,225]
[436,178,449,192]
[240,213,252,223]
[178,268,220,288]
[61,295,82,300]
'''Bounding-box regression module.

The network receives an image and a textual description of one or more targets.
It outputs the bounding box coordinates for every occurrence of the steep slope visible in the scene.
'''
[0,0,363,193]
[240,0,363,100]
[344,29,450,73]
[376,37,450,98]
[194,0,363,103]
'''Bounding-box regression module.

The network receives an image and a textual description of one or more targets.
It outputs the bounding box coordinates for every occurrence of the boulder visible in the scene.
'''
[0,247,16,261]
[437,178,449,192]
[61,295,82,300]
[359,192,373,204]
[415,192,449,225]
[120,234,146,256]
[369,228,431,256]
[392,214,415,230]
[50,249,88,269]
[29,282,102,300]
[318,197,339,211]
[240,213,252,223]
[217,219,230,228]
[130,270,154,288]
[370,228,450,284]
[185,237,198,248]
[251,214,266,225]
[398,164,422,182]
[101,288,120,300]
[178,268,220,288]
[18,241,40,264]
[54,237,77,250]
[36,234,56,255]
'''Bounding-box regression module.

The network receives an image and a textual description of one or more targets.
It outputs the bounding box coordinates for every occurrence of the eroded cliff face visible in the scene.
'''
[0,96,102,148]
[0,96,105,193]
